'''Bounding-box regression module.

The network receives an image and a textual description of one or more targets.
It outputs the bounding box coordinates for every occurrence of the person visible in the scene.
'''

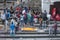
[27,10,31,25]
[34,14,38,23]
[10,6,14,14]
[5,12,10,20]
[13,12,17,20]
[53,21,57,36]
[10,22,15,35]
[43,10,47,21]
[30,14,34,26]
[10,6,14,17]
[4,8,8,13]
[15,23,19,33]
[24,13,28,25]
[16,7,21,12]
[24,7,28,13]
[20,14,24,27]
[39,13,43,29]
[16,13,20,19]
[48,23,53,36]
[5,20,9,32]
[1,12,6,24]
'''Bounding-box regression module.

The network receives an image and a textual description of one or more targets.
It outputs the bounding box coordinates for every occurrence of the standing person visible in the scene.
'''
[30,14,34,26]
[48,23,53,36]
[5,12,10,20]
[15,23,19,33]
[10,6,14,17]
[43,10,47,21]
[24,7,28,13]
[4,8,8,14]
[27,10,31,25]
[5,20,9,32]
[34,14,38,23]
[10,22,15,35]
[10,6,14,14]
[1,12,6,24]
[20,14,24,27]
[24,14,27,25]
[53,21,57,36]
[39,13,43,29]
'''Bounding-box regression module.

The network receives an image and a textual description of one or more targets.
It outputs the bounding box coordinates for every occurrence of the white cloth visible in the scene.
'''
[22,10,26,14]
[20,15,24,20]
[47,14,51,20]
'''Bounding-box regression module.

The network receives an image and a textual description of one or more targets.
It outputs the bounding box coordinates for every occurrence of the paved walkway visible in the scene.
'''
[0,38,60,40]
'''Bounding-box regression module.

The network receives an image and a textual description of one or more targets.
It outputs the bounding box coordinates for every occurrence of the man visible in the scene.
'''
[43,10,47,21]
[5,12,10,20]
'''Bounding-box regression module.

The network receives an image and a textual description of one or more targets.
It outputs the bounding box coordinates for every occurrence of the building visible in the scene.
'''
[42,0,60,13]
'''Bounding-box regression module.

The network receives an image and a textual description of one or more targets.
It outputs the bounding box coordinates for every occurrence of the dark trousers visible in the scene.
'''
[15,27,18,33]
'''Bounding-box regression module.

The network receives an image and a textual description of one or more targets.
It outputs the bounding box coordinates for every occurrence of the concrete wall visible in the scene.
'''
[42,0,60,13]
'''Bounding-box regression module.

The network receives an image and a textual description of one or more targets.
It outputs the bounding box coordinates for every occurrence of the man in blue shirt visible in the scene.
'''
[5,12,10,20]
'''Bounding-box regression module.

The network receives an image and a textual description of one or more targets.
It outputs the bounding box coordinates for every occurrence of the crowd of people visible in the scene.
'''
[0,6,57,36]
